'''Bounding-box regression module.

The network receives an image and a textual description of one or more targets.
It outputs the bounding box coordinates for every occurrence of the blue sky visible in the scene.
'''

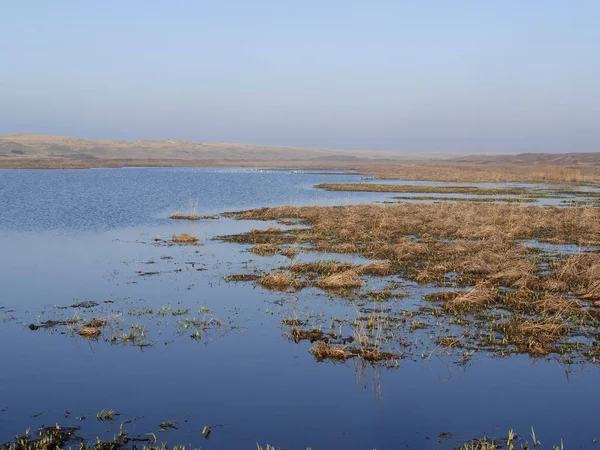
[1,1,598,152]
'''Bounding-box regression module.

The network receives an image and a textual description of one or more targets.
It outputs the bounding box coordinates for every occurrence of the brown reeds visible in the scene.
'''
[498,317,569,354]
[316,269,363,289]
[282,247,297,258]
[443,283,498,313]
[250,244,280,255]
[224,201,600,360]
[359,261,395,276]
[258,272,295,290]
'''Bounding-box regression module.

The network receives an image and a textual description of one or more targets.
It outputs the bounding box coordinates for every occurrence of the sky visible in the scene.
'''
[1,1,598,153]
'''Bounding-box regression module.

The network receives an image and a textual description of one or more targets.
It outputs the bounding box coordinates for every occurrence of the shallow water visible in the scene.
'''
[1,167,599,449]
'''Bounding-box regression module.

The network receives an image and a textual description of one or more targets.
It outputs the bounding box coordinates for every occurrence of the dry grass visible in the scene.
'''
[232,203,600,245]
[282,247,297,258]
[288,261,354,275]
[353,162,600,184]
[169,211,200,220]
[249,226,283,234]
[77,327,101,339]
[310,340,353,362]
[250,244,280,255]
[437,336,461,347]
[172,233,198,243]
[316,269,363,289]
[224,201,600,360]
[315,183,529,195]
[443,283,498,313]
[499,317,570,354]
[281,318,305,326]
[258,272,295,290]
[544,253,600,299]
[359,261,395,276]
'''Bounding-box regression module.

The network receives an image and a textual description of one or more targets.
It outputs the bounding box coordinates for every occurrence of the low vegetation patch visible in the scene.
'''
[258,272,296,290]
[250,243,280,255]
[315,183,531,196]
[172,233,198,244]
[221,201,600,362]
[316,269,363,289]
[169,211,200,220]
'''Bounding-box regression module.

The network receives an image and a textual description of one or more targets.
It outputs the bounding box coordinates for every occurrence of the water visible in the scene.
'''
[0,168,599,449]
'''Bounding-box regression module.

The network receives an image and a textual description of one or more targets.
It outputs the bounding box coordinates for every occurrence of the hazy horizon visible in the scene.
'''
[1,1,599,153]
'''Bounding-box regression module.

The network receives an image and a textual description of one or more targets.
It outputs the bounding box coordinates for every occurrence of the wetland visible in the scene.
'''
[1,167,600,449]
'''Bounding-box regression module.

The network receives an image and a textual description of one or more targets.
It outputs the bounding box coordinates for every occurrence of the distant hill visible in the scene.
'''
[453,152,600,165]
[2,133,598,169]
[0,133,452,164]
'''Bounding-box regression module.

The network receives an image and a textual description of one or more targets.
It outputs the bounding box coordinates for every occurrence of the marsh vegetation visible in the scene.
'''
[220,202,600,363]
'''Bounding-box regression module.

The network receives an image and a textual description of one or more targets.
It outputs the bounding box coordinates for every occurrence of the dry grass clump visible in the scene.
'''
[309,340,353,362]
[543,253,600,300]
[282,247,297,258]
[250,226,283,234]
[531,294,583,315]
[443,283,498,313]
[290,328,331,343]
[172,233,198,243]
[308,340,398,363]
[424,290,461,302]
[455,244,539,288]
[281,318,305,326]
[169,211,200,220]
[250,243,281,255]
[316,269,363,289]
[314,241,358,253]
[498,317,569,354]
[437,336,461,347]
[359,261,395,276]
[77,327,101,339]
[288,261,355,275]
[258,272,295,290]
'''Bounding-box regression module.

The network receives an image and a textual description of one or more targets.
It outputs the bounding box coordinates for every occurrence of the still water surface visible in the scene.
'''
[0,168,598,449]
